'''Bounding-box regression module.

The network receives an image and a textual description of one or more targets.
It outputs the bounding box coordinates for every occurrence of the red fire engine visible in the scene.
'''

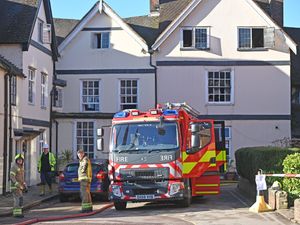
[98,103,226,210]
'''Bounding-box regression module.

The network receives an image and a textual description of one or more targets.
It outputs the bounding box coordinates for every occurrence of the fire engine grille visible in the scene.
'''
[120,168,169,180]
[133,188,157,195]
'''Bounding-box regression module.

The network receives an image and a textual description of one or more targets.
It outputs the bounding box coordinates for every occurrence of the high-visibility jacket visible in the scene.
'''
[10,163,25,190]
[38,152,56,172]
[78,156,92,182]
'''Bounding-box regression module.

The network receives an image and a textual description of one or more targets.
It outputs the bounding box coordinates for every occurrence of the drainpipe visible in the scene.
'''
[55,120,59,172]
[149,49,157,107]
[2,73,9,195]
[49,88,53,152]
[8,75,13,175]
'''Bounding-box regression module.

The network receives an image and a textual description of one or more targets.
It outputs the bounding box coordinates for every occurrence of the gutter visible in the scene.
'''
[149,49,157,107]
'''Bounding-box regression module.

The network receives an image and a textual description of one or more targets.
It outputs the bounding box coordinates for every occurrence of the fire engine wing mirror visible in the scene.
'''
[186,124,201,154]
[97,138,104,151]
[97,128,104,137]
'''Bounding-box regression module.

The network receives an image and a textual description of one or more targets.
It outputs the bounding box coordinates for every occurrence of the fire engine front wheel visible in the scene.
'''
[178,179,192,207]
[114,201,127,210]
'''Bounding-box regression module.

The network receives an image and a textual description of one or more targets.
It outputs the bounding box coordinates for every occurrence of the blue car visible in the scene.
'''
[58,159,109,202]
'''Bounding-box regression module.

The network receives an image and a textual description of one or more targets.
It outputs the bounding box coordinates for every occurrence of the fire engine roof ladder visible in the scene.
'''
[165,102,201,118]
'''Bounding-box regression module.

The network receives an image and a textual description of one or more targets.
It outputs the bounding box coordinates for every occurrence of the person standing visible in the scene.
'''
[77,149,93,213]
[38,143,56,196]
[10,154,27,218]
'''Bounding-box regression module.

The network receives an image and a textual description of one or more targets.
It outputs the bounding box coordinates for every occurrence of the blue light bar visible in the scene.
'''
[163,110,178,116]
[114,111,129,118]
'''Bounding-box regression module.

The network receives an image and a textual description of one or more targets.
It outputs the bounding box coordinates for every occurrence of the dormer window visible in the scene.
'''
[38,19,51,44]
[238,27,274,50]
[92,32,110,49]
[181,27,210,50]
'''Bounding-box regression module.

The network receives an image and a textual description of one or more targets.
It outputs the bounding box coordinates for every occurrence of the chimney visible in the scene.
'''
[269,0,283,27]
[255,0,283,27]
[150,0,160,17]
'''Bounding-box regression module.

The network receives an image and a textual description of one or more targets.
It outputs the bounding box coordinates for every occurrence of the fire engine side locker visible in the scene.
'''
[190,121,226,197]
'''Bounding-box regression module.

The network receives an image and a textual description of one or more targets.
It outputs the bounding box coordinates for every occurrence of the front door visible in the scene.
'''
[214,121,227,172]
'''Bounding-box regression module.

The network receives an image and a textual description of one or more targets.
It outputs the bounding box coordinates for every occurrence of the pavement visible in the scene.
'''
[0,183,58,217]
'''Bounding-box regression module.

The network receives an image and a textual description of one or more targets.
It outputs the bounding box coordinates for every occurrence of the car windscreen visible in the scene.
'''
[65,163,106,173]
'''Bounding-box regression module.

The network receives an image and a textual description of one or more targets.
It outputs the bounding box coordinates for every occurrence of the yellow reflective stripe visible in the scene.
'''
[182,162,197,174]
[196,184,219,187]
[216,150,226,161]
[10,171,16,176]
[199,150,215,163]
[182,152,188,162]
[196,191,219,194]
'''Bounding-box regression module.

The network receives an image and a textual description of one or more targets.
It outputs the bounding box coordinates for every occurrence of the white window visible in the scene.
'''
[53,88,63,108]
[181,27,210,49]
[39,132,44,155]
[238,27,274,49]
[76,121,94,159]
[92,32,110,49]
[28,68,35,104]
[81,80,100,112]
[207,71,233,103]
[10,75,17,106]
[38,19,51,44]
[41,73,48,108]
[38,19,44,43]
[120,79,138,110]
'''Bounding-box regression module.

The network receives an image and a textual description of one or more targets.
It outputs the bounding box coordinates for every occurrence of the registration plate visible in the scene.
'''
[72,178,79,182]
[135,195,155,200]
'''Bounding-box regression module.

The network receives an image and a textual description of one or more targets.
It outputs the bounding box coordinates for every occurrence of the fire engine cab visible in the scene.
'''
[97,103,226,210]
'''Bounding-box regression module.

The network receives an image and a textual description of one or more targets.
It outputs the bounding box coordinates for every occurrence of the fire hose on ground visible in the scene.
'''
[15,203,114,225]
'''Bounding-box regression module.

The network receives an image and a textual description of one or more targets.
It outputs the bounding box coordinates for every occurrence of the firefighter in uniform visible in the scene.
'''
[38,143,56,196]
[10,154,27,218]
[77,149,93,213]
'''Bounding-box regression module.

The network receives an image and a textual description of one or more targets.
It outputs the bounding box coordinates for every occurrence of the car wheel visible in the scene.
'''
[59,193,68,202]
[114,201,127,210]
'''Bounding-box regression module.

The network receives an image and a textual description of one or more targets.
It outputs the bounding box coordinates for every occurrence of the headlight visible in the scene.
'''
[169,183,181,196]
[112,185,122,197]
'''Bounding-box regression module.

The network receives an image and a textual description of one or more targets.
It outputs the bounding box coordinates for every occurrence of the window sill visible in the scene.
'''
[180,48,210,51]
[28,102,35,106]
[206,102,234,106]
[237,48,268,52]
[41,106,47,110]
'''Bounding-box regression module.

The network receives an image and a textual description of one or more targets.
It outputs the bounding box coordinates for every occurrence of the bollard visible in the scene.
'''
[268,188,277,210]
[295,199,300,223]
[275,191,288,210]
[249,170,273,213]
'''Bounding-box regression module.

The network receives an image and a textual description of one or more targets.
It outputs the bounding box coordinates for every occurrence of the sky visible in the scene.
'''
[50,0,300,28]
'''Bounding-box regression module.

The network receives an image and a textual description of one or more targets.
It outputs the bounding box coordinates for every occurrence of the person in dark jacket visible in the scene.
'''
[38,143,56,196]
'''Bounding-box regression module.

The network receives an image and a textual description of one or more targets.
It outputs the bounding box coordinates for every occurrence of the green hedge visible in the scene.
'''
[282,153,300,203]
[235,147,300,184]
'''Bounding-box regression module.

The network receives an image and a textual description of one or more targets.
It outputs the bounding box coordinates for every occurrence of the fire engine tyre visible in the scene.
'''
[114,201,127,210]
[178,180,192,207]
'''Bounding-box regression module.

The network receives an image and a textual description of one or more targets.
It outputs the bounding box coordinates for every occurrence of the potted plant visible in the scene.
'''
[225,159,237,180]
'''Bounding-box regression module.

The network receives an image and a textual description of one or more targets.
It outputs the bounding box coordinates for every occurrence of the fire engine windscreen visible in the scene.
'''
[112,122,179,152]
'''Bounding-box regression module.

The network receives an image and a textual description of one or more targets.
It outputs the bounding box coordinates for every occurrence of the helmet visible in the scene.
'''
[15,154,24,160]
[43,143,49,149]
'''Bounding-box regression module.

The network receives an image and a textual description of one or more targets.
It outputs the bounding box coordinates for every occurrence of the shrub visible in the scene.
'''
[235,147,300,184]
[282,153,300,203]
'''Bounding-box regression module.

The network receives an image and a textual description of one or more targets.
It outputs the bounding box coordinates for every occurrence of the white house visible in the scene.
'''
[0,0,61,194]
[54,0,297,165]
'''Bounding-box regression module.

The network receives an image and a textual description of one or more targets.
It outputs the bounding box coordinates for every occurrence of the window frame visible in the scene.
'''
[10,75,17,106]
[237,27,266,50]
[75,121,96,159]
[41,72,48,109]
[28,67,36,105]
[53,87,63,108]
[205,69,234,105]
[80,80,100,112]
[119,79,139,111]
[181,26,210,50]
[38,19,44,43]
[92,32,110,49]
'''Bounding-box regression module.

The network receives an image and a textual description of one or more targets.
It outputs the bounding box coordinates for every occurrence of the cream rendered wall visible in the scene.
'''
[0,69,5,194]
[157,0,290,61]
[57,11,150,70]
[154,0,291,155]
[59,73,155,113]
